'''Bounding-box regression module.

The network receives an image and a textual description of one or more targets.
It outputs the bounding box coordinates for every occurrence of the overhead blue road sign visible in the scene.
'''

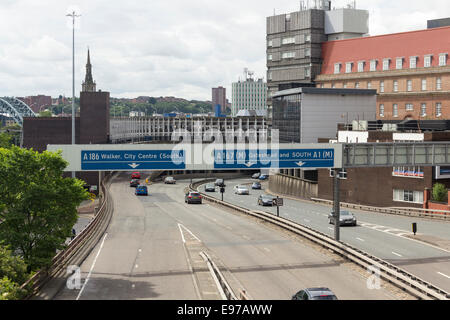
[81,150,185,171]
[213,148,335,169]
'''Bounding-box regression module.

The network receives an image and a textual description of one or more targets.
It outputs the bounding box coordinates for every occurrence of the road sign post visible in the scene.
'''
[220,186,225,201]
[412,223,417,235]
[334,169,341,241]
[277,196,280,217]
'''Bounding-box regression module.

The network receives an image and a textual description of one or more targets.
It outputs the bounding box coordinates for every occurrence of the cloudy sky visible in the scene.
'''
[0,0,449,101]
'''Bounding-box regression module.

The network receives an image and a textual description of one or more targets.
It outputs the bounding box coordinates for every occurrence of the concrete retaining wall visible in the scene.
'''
[269,173,318,199]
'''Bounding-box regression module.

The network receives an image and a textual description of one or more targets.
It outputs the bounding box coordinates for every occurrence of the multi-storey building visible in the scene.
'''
[231,77,267,117]
[315,26,450,121]
[212,87,227,114]
[18,95,52,113]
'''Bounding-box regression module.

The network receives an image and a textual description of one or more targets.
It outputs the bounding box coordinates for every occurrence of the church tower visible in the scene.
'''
[82,49,97,92]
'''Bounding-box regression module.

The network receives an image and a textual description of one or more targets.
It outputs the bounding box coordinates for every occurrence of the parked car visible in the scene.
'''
[234,185,249,195]
[135,185,148,196]
[252,172,261,179]
[131,172,141,179]
[328,210,357,226]
[185,191,202,204]
[215,179,225,187]
[258,194,276,206]
[258,174,269,180]
[205,183,216,192]
[292,288,338,300]
[164,176,176,184]
[252,182,262,190]
[130,179,140,188]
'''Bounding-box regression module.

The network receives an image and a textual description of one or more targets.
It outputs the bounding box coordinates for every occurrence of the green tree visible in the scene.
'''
[432,183,448,202]
[0,132,12,148]
[0,146,89,272]
[0,244,29,300]
[38,110,52,117]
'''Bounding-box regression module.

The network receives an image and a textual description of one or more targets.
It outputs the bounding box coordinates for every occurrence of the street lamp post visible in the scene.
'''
[66,11,81,179]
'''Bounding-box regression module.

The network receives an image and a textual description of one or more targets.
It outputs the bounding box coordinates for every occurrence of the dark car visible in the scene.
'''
[205,183,216,192]
[215,179,225,187]
[258,194,276,206]
[328,210,357,226]
[258,174,269,181]
[185,191,202,204]
[292,288,338,300]
[252,172,261,179]
[135,185,148,196]
[131,172,141,179]
[130,179,140,188]
[252,182,262,190]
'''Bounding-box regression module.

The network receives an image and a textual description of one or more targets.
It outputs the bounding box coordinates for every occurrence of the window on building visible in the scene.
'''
[370,60,377,71]
[330,168,347,179]
[437,77,442,90]
[367,81,372,89]
[396,58,403,70]
[345,62,353,73]
[305,67,311,78]
[268,54,273,61]
[355,82,360,89]
[421,103,427,117]
[268,72,272,80]
[383,59,390,71]
[393,167,424,178]
[268,40,273,47]
[358,61,365,72]
[331,83,336,88]
[343,83,347,88]
[439,53,447,66]
[410,56,417,69]
[379,104,384,117]
[393,80,399,92]
[282,37,295,45]
[393,104,398,117]
[380,81,385,93]
[422,79,427,91]
[305,48,311,57]
[424,55,432,67]
[407,80,413,92]
[305,34,311,42]
[334,63,341,74]
[393,189,423,204]
[436,103,442,117]
[282,52,295,59]
[406,103,413,111]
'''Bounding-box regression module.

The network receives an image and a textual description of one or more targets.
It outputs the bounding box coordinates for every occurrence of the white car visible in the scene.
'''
[234,185,249,195]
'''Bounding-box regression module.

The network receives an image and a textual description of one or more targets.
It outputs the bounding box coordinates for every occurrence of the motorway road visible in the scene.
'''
[202,177,450,293]
[54,173,404,300]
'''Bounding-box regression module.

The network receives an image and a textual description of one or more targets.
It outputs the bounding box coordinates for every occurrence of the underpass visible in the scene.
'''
[201,177,450,292]
[54,173,408,300]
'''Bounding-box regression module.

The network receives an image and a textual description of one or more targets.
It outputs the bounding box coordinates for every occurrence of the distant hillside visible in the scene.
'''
[110,96,214,116]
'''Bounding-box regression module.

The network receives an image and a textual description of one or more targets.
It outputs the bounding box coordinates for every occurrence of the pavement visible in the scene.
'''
[53,174,410,300]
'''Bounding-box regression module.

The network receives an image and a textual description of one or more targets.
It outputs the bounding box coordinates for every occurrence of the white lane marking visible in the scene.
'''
[391,251,403,257]
[178,224,186,244]
[437,272,450,279]
[356,237,365,242]
[264,247,271,253]
[178,223,201,242]
[328,227,333,231]
[76,233,108,300]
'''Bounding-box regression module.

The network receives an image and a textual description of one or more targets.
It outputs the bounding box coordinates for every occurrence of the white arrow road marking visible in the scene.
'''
[178,223,201,242]
[128,163,140,169]
[296,161,306,167]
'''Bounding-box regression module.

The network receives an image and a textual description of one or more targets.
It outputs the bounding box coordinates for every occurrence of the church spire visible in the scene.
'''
[82,48,96,92]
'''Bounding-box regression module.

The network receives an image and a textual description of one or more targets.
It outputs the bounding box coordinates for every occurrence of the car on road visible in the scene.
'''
[292,288,338,300]
[205,183,216,192]
[257,194,276,206]
[135,185,148,196]
[258,174,269,180]
[234,185,249,195]
[185,191,202,204]
[328,210,357,226]
[252,172,261,179]
[252,182,262,190]
[164,176,176,184]
[131,172,141,179]
[215,179,225,187]
[130,179,140,188]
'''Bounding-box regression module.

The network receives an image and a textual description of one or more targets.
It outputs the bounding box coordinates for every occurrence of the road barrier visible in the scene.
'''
[191,180,449,300]
[200,251,238,300]
[20,173,115,299]
[311,198,450,221]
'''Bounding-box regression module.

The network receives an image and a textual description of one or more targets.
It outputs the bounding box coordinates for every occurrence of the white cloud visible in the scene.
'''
[0,0,449,100]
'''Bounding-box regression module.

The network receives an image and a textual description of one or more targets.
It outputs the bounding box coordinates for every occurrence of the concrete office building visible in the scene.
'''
[231,77,267,117]
[266,1,368,112]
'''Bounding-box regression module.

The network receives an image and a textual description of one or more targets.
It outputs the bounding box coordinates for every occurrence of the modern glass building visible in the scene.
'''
[231,78,268,117]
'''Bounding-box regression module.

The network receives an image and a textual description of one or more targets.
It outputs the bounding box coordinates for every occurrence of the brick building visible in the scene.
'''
[315,26,450,121]
[18,95,52,113]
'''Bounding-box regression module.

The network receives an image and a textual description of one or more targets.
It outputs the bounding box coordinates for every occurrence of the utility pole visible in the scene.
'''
[66,10,81,178]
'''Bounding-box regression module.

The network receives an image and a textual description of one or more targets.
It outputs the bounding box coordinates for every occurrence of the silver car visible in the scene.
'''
[328,210,357,226]
[234,185,249,195]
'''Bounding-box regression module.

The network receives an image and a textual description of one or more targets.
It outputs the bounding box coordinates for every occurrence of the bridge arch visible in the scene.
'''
[0,97,37,126]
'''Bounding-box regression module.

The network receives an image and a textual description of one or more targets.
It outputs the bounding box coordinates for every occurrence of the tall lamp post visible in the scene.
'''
[66,10,81,178]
